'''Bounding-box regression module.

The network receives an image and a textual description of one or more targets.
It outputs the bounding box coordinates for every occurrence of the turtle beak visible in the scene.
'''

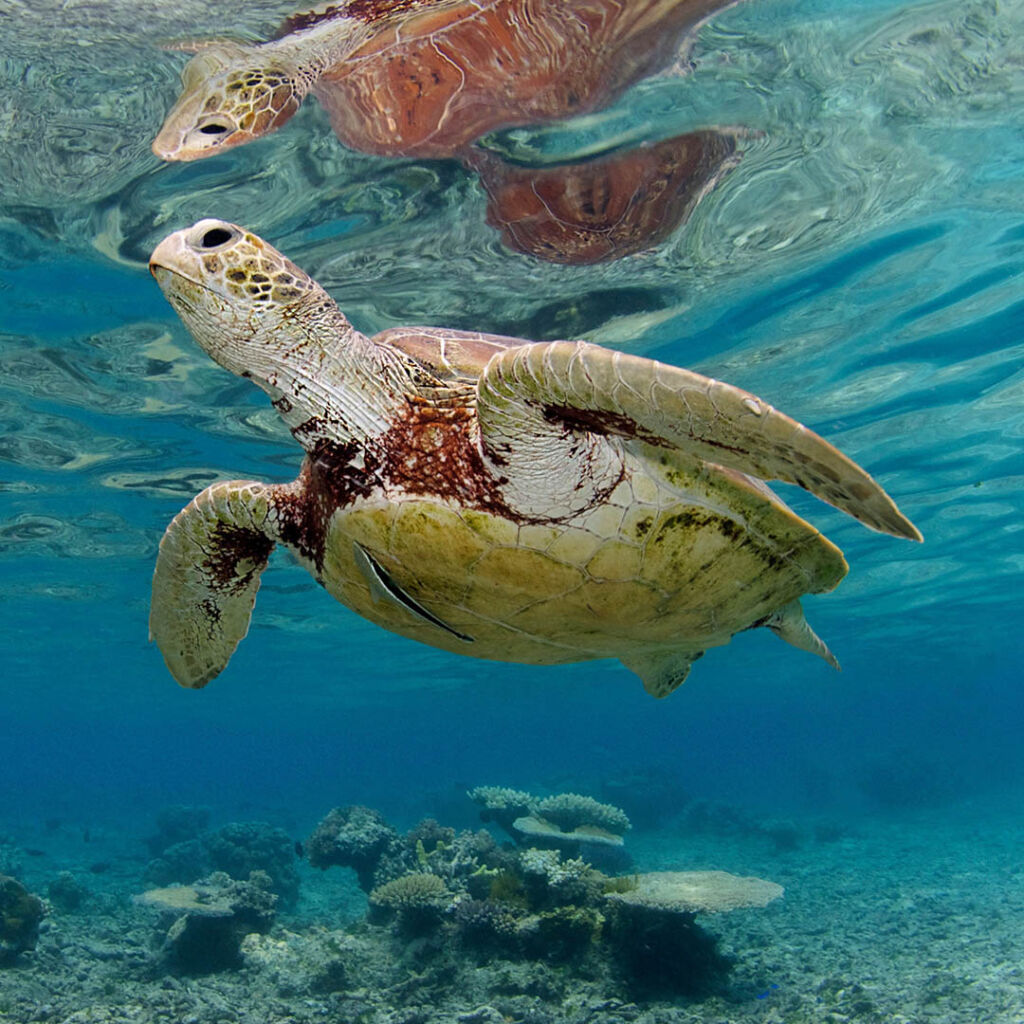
[149,263,174,287]
[150,220,242,288]
[149,231,191,286]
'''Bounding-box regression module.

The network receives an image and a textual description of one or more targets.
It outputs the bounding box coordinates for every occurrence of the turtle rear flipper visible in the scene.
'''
[477,340,921,541]
[764,600,840,670]
[150,480,285,688]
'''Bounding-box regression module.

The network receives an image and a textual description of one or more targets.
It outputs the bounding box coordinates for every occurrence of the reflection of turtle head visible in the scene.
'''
[153,43,306,161]
[149,219,330,384]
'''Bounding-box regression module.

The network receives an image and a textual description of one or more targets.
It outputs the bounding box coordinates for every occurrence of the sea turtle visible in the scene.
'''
[152,0,741,162]
[148,219,921,694]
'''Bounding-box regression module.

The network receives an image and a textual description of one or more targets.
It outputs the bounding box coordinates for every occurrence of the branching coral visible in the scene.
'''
[468,786,631,849]
[369,872,451,910]
[535,794,631,835]
[369,872,452,938]
[519,849,602,907]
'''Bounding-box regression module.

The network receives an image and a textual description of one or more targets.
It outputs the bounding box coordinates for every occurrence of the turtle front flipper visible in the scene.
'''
[477,340,921,541]
[150,480,287,688]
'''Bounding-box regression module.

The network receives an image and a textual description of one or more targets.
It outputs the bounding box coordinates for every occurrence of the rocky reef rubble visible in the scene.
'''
[0,873,46,962]
[144,809,299,907]
[135,871,277,972]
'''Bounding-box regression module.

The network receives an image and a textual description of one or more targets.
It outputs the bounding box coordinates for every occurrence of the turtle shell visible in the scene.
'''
[300,442,846,665]
[277,328,847,666]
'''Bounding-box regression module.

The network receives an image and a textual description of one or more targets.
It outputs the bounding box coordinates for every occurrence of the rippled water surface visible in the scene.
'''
[1,0,1023,1016]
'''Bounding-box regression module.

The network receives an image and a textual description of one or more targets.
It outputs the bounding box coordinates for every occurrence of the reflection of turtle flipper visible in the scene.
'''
[150,479,293,688]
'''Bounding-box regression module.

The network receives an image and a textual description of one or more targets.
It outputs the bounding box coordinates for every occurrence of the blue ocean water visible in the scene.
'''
[1,0,1023,1019]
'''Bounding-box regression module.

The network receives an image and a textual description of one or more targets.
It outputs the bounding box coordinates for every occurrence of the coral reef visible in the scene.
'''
[307,806,510,895]
[306,806,400,891]
[601,871,782,996]
[370,872,451,910]
[451,897,521,957]
[135,871,276,973]
[468,785,632,853]
[519,849,602,908]
[466,787,536,838]
[305,800,776,996]
[605,900,731,997]
[144,838,208,886]
[0,874,46,962]
[205,822,299,908]
[370,872,452,936]
[0,798,1018,1022]
[143,820,298,907]
[604,871,784,914]
[535,794,631,836]
[513,813,626,850]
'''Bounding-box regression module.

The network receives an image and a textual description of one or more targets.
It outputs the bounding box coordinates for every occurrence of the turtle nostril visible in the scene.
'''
[200,227,234,249]
[199,123,230,135]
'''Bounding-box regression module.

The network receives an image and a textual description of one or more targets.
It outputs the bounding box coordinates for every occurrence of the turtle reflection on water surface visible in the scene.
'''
[153,0,744,162]
[147,220,920,694]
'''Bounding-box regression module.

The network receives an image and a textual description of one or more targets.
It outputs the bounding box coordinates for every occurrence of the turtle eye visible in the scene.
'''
[200,227,234,249]
[186,222,240,251]
[198,122,230,135]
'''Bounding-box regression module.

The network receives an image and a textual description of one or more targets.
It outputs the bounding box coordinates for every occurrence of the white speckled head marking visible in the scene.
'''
[149,219,322,377]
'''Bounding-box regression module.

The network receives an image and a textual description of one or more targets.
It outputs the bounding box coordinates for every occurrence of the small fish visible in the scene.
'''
[294,840,305,860]
[25,848,46,857]
[756,983,780,1000]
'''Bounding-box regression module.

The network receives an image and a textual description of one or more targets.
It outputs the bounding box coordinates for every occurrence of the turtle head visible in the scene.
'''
[150,219,334,384]
[153,42,307,161]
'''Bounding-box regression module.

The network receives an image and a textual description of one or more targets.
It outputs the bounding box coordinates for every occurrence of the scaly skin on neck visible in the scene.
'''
[149,219,421,447]
[248,291,418,447]
[152,18,375,161]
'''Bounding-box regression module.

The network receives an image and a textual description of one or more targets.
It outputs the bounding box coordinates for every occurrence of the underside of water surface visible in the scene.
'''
[0,0,1022,1021]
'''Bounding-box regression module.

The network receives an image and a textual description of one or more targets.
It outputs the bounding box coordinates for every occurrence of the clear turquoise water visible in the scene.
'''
[1,0,1022,1009]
